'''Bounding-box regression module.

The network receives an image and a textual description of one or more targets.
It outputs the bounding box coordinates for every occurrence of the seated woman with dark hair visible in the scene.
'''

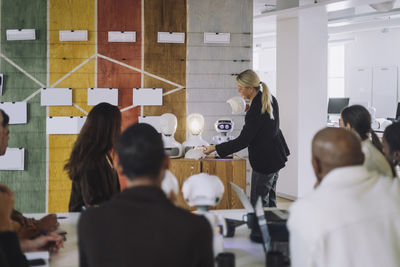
[65,103,122,212]
[340,105,393,177]
[382,122,400,177]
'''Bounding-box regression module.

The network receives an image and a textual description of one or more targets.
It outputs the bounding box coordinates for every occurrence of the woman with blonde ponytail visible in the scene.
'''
[204,69,290,207]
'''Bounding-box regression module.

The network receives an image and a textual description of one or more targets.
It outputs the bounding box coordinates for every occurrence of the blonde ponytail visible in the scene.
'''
[236,69,274,118]
[260,82,274,119]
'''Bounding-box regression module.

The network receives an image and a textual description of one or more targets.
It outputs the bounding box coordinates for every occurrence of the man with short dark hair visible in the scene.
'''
[288,127,400,267]
[78,123,214,267]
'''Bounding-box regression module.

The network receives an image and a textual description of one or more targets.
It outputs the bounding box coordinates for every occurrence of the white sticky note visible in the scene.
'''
[46,117,87,135]
[6,29,36,41]
[0,102,27,124]
[87,88,118,106]
[41,88,72,106]
[0,148,25,170]
[59,30,88,41]
[132,88,162,106]
[204,32,230,44]
[108,31,136,42]
[157,32,185,43]
[138,116,161,132]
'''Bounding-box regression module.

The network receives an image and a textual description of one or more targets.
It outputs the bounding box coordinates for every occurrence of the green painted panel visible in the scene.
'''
[0,0,47,212]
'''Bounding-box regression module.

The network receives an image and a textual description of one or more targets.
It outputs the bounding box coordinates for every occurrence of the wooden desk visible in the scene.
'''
[169,157,246,210]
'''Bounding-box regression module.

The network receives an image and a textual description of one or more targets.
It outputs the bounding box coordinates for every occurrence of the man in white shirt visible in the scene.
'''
[288,127,400,267]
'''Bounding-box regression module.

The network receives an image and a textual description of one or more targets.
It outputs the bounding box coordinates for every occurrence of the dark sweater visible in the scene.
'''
[78,186,214,267]
[0,231,29,267]
[216,92,289,174]
[69,157,120,212]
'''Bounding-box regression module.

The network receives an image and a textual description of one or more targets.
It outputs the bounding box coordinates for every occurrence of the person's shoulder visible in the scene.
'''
[168,205,211,228]
[288,191,327,230]
[78,200,113,228]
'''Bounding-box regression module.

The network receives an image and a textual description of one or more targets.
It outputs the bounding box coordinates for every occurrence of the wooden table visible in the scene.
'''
[169,157,247,210]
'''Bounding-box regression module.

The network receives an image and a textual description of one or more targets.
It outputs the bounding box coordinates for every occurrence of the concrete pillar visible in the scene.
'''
[276,6,328,198]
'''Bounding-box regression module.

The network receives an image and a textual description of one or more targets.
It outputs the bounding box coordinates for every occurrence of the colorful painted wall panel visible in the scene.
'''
[143,0,187,143]
[0,0,251,212]
[48,0,95,212]
[97,0,142,131]
[0,0,47,212]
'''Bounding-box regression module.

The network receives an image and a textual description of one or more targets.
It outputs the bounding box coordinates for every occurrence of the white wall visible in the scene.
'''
[277,7,328,199]
[343,29,400,103]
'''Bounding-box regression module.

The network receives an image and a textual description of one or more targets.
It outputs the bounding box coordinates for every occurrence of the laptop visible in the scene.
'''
[230,182,289,222]
[255,197,290,267]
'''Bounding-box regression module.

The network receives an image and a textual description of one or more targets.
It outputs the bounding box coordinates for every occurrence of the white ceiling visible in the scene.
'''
[253,0,400,36]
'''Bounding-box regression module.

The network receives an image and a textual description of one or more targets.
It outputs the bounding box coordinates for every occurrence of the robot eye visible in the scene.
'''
[225,125,230,130]
[219,125,224,129]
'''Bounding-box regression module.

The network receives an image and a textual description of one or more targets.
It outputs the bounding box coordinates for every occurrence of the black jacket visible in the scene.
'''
[78,186,214,267]
[0,232,28,267]
[69,157,120,212]
[216,92,289,174]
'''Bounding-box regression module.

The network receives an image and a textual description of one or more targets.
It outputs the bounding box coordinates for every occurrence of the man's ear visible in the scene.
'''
[312,155,323,187]
[163,155,170,170]
[393,150,400,165]
[114,155,124,175]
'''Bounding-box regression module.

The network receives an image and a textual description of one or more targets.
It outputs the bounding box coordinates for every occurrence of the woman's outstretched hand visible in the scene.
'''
[203,145,216,155]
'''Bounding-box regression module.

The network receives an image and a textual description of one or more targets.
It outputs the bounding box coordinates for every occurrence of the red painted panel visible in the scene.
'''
[98,0,141,110]
[98,0,142,189]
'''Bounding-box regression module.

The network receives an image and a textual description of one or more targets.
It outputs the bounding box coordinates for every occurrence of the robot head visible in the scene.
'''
[214,118,234,133]
[161,170,179,197]
[227,96,246,114]
[187,113,205,136]
[182,173,225,207]
[160,113,178,136]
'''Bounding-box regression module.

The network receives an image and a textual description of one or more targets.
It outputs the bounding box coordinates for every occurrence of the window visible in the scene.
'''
[328,44,345,98]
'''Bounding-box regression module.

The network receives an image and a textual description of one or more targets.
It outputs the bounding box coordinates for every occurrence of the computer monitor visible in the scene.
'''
[328,98,350,114]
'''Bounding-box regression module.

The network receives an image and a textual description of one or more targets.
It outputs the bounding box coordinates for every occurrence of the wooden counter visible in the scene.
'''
[169,157,246,210]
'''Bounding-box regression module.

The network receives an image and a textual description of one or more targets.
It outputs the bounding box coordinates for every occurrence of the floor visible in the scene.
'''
[277,197,294,210]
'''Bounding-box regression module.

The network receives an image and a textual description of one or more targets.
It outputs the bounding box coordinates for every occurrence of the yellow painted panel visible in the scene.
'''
[48,135,77,212]
[49,0,95,212]
[49,60,95,116]
[49,0,95,85]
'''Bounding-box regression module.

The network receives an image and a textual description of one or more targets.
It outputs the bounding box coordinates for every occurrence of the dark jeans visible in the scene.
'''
[250,171,279,207]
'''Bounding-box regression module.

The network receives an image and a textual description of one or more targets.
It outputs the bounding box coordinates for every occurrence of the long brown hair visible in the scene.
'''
[64,103,121,180]
[236,69,273,117]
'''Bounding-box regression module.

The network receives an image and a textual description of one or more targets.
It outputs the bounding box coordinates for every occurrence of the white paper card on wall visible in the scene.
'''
[0,102,27,124]
[6,29,36,41]
[138,116,161,132]
[59,30,88,41]
[108,31,136,42]
[0,148,25,170]
[0,74,3,95]
[132,88,162,106]
[46,116,87,135]
[204,32,230,44]
[157,32,185,43]
[87,88,118,106]
[40,88,72,106]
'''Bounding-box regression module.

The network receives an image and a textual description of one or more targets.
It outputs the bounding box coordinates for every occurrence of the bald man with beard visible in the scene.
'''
[288,127,400,267]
